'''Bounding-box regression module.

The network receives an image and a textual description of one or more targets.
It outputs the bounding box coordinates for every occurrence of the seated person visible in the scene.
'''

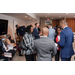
[3,34,16,60]
[5,34,16,47]
[8,34,15,43]
[6,34,23,56]
[0,36,8,61]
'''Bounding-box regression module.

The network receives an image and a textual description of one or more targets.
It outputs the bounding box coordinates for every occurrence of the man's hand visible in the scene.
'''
[39,33,42,36]
[7,47,8,49]
[58,40,60,42]
[57,44,59,47]
[33,52,35,54]
[14,43,16,46]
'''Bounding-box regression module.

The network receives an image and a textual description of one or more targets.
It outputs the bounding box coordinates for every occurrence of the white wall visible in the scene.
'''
[26,13,37,19]
[0,14,26,39]
[25,17,40,28]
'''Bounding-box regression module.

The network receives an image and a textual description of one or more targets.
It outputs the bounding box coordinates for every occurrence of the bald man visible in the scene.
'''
[34,27,57,61]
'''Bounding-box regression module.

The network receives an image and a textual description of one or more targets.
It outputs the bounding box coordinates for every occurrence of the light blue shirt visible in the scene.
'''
[48,27,55,41]
[36,27,38,32]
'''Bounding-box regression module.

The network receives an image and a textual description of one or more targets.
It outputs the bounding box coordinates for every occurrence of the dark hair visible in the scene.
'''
[49,24,52,26]
[35,23,38,26]
[26,25,33,33]
[56,27,62,34]
[56,24,59,27]
[45,26,49,29]
[15,25,18,28]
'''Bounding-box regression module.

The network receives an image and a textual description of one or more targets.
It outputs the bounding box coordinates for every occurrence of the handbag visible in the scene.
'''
[19,39,28,51]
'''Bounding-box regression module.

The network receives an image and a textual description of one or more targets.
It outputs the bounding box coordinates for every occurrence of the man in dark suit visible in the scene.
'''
[33,23,42,39]
[16,25,25,42]
[58,20,74,61]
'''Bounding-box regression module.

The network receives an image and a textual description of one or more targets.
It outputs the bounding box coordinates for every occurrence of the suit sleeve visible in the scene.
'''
[33,40,37,53]
[52,42,57,56]
[33,29,39,37]
[58,32,65,47]
[72,33,74,42]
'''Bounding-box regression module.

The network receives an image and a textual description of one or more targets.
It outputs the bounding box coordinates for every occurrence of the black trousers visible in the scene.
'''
[25,54,36,61]
[55,50,60,61]
[8,50,16,59]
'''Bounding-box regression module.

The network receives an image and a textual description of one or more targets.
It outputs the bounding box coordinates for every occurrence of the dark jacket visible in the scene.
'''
[33,27,40,39]
[16,26,25,36]
[0,40,5,50]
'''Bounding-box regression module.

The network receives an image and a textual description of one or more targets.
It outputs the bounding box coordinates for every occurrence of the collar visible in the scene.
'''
[64,26,68,29]
[35,27,38,29]
[49,27,52,29]
[40,36,47,37]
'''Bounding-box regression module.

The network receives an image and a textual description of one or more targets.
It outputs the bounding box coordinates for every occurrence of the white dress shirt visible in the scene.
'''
[36,27,39,32]
[63,26,68,29]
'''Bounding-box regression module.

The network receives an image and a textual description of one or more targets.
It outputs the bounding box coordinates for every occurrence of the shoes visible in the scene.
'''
[19,54,23,56]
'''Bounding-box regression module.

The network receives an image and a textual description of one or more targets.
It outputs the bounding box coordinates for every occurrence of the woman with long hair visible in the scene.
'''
[55,27,62,61]
[21,25,36,61]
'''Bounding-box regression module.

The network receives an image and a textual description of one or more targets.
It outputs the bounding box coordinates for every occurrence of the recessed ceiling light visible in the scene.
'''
[59,16,61,17]
[45,16,47,17]
[66,13,68,14]
[25,16,27,17]
[52,18,53,19]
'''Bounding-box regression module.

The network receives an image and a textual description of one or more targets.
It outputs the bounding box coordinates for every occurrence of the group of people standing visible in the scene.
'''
[16,19,74,61]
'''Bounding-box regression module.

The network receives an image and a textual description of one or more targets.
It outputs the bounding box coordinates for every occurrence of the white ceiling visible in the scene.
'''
[1,13,36,20]
[1,13,75,20]
[34,13,75,19]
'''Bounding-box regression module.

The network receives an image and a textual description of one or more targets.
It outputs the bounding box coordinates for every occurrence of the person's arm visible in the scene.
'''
[52,42,57,56]
[33,40,37,54]
[58,32,65,47]
[23,34,33,52]
[16,29,18,36]
[72,33,74,42]
[54,34,57,43]
[6,39,16,47]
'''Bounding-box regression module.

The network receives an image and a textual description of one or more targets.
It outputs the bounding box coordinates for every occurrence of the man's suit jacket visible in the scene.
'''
[34,37,57,61]
[33,27,40,39]
[58,27,74,58]
[16,26,25,36]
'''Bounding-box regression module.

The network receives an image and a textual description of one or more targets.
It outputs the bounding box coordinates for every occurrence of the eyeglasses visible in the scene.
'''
[57,30,61,31]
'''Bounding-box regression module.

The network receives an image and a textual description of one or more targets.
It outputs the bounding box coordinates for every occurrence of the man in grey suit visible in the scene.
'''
[34,27,57,61]
[48,24,55,41]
